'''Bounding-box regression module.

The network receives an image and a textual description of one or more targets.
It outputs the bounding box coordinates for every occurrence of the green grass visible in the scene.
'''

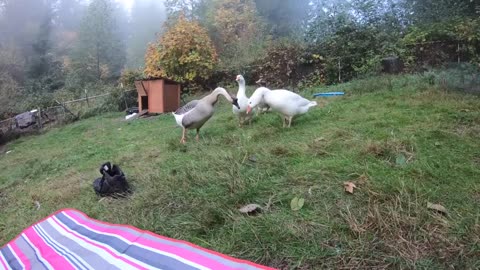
[0,74,479,269]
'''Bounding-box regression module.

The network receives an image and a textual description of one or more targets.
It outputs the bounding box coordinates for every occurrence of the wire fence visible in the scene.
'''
[0,89,137,139]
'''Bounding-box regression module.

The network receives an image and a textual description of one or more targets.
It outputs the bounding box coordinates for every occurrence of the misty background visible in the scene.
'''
[0,0,478,119]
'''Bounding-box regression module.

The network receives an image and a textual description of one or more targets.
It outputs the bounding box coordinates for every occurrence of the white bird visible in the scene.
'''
[173,87,240,144]
[246,87,317,128]
[232,75,252,126]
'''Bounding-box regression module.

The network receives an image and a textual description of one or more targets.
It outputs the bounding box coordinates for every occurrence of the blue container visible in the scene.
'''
[313,92,345,97]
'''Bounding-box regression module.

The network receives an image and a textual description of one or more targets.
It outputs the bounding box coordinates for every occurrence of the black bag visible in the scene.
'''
[93,162,130,196]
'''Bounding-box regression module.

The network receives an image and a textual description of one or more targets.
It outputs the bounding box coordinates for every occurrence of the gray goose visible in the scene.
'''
[173,87,239,144]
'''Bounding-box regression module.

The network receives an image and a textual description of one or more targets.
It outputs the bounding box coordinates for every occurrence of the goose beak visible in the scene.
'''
[232,98,240,109]
[246,106,252,114]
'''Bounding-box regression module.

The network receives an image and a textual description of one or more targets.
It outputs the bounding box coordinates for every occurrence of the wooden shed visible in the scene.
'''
[134,78,181,114]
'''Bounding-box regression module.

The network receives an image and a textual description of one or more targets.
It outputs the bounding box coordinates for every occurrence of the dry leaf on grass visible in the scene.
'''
[290,197,305,211]
[343,182,357,194]
[427,202,448,215]
[239,204,262,214]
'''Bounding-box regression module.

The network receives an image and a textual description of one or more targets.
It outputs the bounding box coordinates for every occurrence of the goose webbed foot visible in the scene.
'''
[180,128,187,144]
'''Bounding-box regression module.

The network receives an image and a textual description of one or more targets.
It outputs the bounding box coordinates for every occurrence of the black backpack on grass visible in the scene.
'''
[93,162,130,197]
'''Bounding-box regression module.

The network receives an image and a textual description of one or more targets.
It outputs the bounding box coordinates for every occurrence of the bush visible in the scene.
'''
[144,15,217,91]
[434,63,480,94]
[120,69,143,90]
[252,42,326,88]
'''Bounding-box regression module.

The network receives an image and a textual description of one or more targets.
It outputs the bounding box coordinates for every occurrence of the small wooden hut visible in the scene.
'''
[134,78,181,114]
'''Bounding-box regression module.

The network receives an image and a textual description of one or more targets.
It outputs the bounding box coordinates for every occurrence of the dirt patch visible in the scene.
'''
[270,146,291,157]
[363,140,415,165]
[454,124,480,137]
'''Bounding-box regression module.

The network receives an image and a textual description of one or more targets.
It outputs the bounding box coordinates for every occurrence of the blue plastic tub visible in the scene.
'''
[313,92,345,97]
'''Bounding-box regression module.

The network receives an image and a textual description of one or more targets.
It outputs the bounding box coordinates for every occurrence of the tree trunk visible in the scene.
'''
[96,43,101,80]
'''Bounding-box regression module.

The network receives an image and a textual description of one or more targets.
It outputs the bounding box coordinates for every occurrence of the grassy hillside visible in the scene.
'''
[0,74,479,269]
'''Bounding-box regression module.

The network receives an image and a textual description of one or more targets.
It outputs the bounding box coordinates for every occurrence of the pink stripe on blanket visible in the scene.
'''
[9,243,31,270]
[23,228,75,270]
[64,210,231,270]
[0,252,9,270]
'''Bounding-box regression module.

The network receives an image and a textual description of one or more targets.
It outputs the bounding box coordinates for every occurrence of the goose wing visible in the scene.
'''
[182,102,213,129]
[175,100,199,115]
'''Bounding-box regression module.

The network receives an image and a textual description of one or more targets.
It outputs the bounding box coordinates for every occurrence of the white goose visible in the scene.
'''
[173,87,239,143]
[246,87,317,128]
[232,75,252,126]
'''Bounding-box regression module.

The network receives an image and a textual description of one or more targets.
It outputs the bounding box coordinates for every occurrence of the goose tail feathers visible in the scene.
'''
[173,112,184,127]
[308,101,318,108]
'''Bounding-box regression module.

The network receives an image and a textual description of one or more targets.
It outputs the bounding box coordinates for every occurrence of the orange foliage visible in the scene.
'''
[144,15,217,83]
[144,43,165,78]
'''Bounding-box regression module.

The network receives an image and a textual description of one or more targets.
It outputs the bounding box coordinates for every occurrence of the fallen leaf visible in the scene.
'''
[239,204,262,214]
[290,197,305,211]
[396,153,407,166]
[343,182,357,194]
[434,142,441,147]
[427,202,447,215]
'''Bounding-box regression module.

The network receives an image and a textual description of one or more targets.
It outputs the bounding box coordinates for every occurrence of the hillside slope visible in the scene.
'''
[0,75,479,269]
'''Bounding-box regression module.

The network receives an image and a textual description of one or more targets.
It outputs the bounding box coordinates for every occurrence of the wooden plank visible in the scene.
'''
[135,81,148,96]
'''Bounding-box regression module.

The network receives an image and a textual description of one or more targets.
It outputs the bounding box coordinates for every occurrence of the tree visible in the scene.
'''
[0,46,24,118]
[204,0,267,71]
[127,0,167,69]
[54,0,86,31]
[254,0,310,38]
[164,0,206,20]
[25,10,64,94]
[0,0,54,84]
[144,15,217,85]
[70,0,126,85]
[402,0,477,26]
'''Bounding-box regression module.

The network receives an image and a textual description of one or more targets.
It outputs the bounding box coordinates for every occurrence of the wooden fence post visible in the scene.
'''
[37,108,43,129]
[123,91,128,111]
[85,89,89,107]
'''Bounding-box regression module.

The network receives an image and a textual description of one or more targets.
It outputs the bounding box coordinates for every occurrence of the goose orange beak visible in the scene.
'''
[246,106,252,114]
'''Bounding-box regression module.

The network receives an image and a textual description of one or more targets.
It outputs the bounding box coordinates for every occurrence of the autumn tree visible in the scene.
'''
[144,15,216,86]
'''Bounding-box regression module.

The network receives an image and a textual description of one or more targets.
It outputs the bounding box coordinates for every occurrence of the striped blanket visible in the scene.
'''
[0,209,274,270]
